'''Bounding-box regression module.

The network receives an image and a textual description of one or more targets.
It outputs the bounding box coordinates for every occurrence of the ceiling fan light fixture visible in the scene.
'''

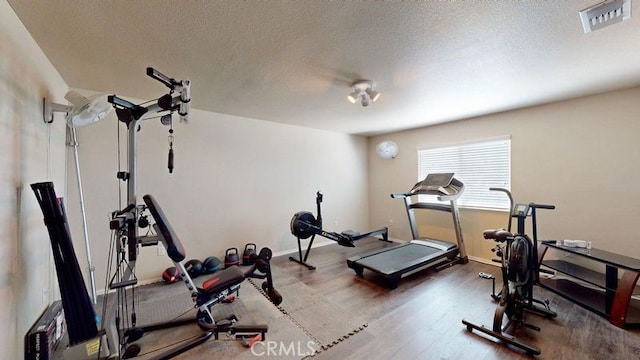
[366,89,380,102]
[347,91,360,103]
[348,80,380,107]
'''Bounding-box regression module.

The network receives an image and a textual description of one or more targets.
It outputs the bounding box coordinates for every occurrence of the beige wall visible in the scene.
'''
[66,107,369,289]
[1,1,68,358]
[369,87,640,263]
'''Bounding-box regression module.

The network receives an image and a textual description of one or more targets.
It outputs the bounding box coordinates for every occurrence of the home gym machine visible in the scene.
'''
[104,67,283,359]
[30,67,192,359]
[289,191,389,270]
[462,188,556,356]
[347,173,468,289]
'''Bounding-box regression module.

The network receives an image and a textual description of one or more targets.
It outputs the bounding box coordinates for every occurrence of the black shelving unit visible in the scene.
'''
[538,241,640,328]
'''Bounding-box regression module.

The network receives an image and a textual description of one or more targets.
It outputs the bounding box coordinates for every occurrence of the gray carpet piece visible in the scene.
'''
[252,280,369,353]
[55,266,366,359]
[106,278,322,359]
[133,282,197,326]
[167,281,321,359]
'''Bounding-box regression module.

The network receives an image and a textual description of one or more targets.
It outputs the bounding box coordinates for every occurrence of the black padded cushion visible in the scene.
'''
[143,194,187,262]
[201,266,245,294]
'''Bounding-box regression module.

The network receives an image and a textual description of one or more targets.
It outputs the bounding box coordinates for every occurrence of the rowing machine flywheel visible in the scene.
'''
[290,211,317,239]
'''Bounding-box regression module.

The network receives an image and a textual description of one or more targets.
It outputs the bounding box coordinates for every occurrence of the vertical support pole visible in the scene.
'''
[127,119,141,262]
[450,199,468,263]
[404,196,419,240]
[69,127,98,304]
[605,265,618,314]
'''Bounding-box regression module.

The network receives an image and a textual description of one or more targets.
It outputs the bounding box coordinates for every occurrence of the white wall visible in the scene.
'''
[369,87,640,263]
[66,106,369,290]
[0,1,68,358]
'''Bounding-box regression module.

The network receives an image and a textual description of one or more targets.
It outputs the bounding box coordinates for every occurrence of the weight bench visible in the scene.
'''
[120,194,282,359]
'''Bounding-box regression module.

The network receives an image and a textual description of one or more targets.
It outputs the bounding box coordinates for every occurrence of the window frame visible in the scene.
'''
[417,136,511,211]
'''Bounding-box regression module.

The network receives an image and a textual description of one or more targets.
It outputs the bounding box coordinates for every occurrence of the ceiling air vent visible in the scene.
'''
[579,0,631,33]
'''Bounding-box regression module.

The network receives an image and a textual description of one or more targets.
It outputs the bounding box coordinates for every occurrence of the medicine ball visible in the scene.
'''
[202,256,222,274]
[185,259,204,278]
[225,248,240,268]
[162,267,180,284]
[242,243,257,265]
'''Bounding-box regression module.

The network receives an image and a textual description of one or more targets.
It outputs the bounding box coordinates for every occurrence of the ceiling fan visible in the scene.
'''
[43,90,113,127]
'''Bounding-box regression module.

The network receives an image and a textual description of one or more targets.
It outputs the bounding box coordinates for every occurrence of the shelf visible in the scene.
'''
[539,277,607,317]
[541,260,607,290]
[540,241,640,270]
[539,242,640,328]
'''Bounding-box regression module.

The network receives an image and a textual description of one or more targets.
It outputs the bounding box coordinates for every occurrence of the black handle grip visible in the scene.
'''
[489,187,507,192]
[530,203,555,210]
[168,148,174,173]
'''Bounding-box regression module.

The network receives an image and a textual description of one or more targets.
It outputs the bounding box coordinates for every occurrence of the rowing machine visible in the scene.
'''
[289,191,389,270]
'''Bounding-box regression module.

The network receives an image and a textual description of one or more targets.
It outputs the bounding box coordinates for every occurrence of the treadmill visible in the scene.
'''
[347,173,468,289]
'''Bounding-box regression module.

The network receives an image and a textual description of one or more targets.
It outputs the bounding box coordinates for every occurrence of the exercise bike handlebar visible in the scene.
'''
[530,203,555,210]
[489,187,514,232]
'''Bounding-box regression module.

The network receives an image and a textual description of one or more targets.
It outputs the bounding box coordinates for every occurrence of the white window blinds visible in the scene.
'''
[418,137,511,210]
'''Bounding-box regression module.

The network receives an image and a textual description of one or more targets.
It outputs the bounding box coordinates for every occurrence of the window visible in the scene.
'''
[418,137,511,210]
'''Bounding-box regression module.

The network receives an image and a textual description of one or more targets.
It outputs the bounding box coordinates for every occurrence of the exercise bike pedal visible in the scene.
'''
[479,272,500,300]
[478,272,495,279]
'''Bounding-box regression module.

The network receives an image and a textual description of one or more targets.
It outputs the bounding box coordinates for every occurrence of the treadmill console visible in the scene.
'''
[408,172,463,198]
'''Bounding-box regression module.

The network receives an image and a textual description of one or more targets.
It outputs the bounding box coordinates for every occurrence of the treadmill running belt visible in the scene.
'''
[355,243,443,275]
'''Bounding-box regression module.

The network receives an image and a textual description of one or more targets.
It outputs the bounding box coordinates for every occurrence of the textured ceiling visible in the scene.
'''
[8,0,640,136]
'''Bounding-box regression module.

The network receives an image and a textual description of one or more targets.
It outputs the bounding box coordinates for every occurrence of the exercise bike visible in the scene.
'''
[289,191,389,270]
[462,188,556,356]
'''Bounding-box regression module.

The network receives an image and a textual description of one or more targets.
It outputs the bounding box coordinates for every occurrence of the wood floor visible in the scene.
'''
[272,238,640,360]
